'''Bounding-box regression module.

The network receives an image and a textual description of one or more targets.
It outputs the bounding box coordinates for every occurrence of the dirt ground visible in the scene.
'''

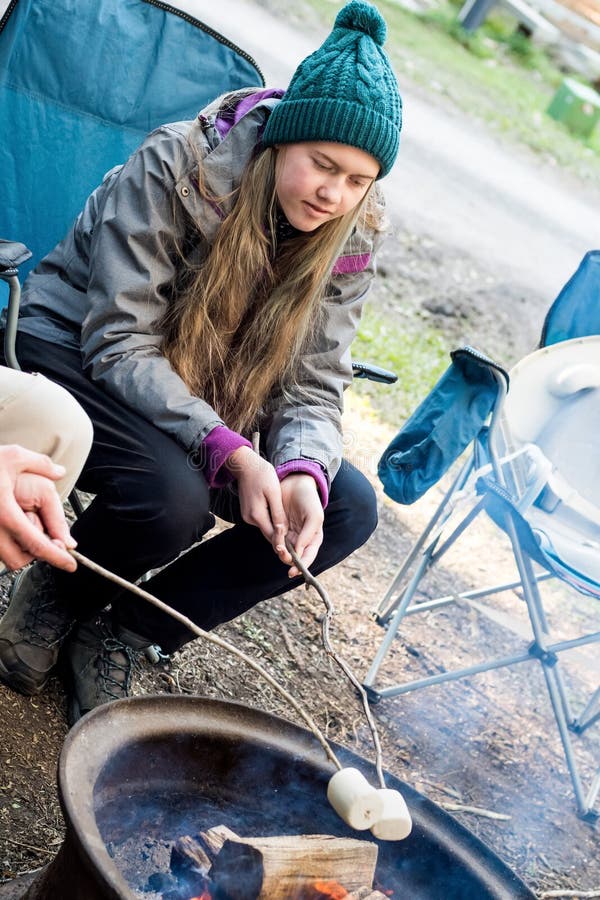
[0,225,598,898]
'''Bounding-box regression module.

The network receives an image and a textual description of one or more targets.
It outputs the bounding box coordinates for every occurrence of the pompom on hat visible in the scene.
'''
[261,1,402,178]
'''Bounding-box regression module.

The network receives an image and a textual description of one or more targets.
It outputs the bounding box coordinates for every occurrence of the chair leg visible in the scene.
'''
[504,512,598,819]
[364,551,432,695]
[572,686,600,735]
[373,457,475,625]
[541,662,599,821]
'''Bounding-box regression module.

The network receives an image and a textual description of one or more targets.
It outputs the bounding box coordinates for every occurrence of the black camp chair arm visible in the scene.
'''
[0,239,31,370]
[0,239,31,273]
[352,361,397,384]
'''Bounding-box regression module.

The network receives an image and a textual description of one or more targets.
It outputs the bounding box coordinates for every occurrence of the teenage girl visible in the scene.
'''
[0,0,402,723]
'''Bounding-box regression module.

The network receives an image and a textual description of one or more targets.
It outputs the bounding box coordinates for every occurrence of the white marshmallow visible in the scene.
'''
[369,788,412,841]
[327,767,384,831]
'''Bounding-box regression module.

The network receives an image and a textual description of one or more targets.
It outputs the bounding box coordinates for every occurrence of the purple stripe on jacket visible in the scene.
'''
[214,88,286,139]
[332,253,371,275]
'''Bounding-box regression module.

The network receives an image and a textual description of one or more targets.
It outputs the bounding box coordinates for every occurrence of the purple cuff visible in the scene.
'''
[276,460,330,508]
[201,426,252,488]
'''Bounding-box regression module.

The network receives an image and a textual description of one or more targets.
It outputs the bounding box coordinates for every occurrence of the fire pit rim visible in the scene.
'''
[57,694,535,900]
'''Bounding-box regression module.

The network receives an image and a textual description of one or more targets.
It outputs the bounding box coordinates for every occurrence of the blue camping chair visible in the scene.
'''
[0,0,265,518]
[0,0,264,307]
[365,251,600,820]
[0,0,400,372]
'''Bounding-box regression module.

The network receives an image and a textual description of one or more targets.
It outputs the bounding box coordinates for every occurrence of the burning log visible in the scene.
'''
[176,826,379,900]
[171,834,213,876]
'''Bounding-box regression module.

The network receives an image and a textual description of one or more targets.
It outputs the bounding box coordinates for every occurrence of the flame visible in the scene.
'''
[311,881,349,899]
[189,893,212,900]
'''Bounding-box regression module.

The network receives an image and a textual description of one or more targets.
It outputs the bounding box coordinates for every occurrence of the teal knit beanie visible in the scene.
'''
[261,1,401,178]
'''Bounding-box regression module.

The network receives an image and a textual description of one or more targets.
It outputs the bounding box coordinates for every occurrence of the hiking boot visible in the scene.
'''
[0,563,75,695]
[65,613,145,725]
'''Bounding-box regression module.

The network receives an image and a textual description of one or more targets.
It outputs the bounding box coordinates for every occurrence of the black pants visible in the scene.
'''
[7,332,378,652]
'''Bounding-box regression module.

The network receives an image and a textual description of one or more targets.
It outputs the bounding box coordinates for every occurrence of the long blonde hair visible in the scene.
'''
[161,145,379,435]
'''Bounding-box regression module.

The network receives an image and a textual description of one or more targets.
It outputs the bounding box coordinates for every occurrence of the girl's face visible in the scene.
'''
[274,142,379,232]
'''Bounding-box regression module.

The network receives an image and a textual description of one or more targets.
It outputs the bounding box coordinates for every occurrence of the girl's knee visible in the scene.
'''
[329,464,378,546]
[135,461,212,549]
[348,474,378,542]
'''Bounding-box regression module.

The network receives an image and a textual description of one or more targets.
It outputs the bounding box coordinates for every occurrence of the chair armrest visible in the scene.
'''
[0,239,31,274]
[352,361,398,384]
[549,364,600,397]
[0,240,30,371]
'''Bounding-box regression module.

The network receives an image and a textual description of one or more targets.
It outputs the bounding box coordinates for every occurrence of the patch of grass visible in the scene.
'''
[351,304,450,424]
[296,0,600,180]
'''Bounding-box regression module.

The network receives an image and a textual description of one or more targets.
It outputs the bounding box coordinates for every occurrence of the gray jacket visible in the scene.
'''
[19,92,384,481]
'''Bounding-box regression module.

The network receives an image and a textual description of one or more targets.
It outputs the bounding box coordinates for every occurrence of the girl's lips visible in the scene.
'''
[304,200,332,216]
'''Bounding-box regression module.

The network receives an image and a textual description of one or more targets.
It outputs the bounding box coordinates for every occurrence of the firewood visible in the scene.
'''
[198,823,240,858]
[207,831,378,900]
[170,834,212,877]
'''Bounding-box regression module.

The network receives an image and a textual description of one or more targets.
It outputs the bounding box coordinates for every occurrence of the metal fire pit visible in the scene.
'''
[0,695,534,899]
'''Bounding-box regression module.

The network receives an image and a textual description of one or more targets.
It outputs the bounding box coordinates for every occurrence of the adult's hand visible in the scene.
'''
[0,445,77,572]
[277,474,324,578]
[226,446,288,545]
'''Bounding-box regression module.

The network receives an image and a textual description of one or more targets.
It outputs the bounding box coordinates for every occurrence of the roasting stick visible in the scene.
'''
[283,538,386,792]
[282,540,412,840]
[246,436,383,786]
[68,548,410,837]
[68,549,341,772]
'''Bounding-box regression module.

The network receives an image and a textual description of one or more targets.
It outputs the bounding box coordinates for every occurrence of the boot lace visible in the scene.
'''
[24,584,73,648]
[95,635,140,701]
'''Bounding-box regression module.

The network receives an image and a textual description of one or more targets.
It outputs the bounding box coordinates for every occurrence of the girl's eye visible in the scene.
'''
[314,158,333,171]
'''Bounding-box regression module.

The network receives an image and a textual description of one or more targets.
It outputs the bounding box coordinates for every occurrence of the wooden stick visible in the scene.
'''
[3,835,55,856]
[70,550,342,772]
[284,540,386,791]
[440,802,512,821]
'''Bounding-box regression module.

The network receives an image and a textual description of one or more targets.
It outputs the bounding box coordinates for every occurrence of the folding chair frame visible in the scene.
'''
[364,370,600,821]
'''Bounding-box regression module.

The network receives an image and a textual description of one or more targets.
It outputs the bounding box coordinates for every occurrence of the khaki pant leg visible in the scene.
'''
[0,367,93,500]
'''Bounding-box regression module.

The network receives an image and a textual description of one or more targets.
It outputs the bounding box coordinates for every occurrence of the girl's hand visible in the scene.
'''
[226,446,288,544]
[277,474,324,578]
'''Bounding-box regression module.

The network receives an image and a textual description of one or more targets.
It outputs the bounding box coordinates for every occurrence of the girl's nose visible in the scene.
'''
[318,179,341,205]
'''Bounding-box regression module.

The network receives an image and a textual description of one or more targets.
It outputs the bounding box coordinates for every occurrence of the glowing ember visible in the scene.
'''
[187,880,213,900]
[308,881,349,899]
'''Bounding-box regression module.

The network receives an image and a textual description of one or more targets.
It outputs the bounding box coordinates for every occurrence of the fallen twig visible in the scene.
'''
[4,835,55,856]
[440,802,512,821]
[285,540,387,790]
[418,779,463,801]
[70,550,342,772]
